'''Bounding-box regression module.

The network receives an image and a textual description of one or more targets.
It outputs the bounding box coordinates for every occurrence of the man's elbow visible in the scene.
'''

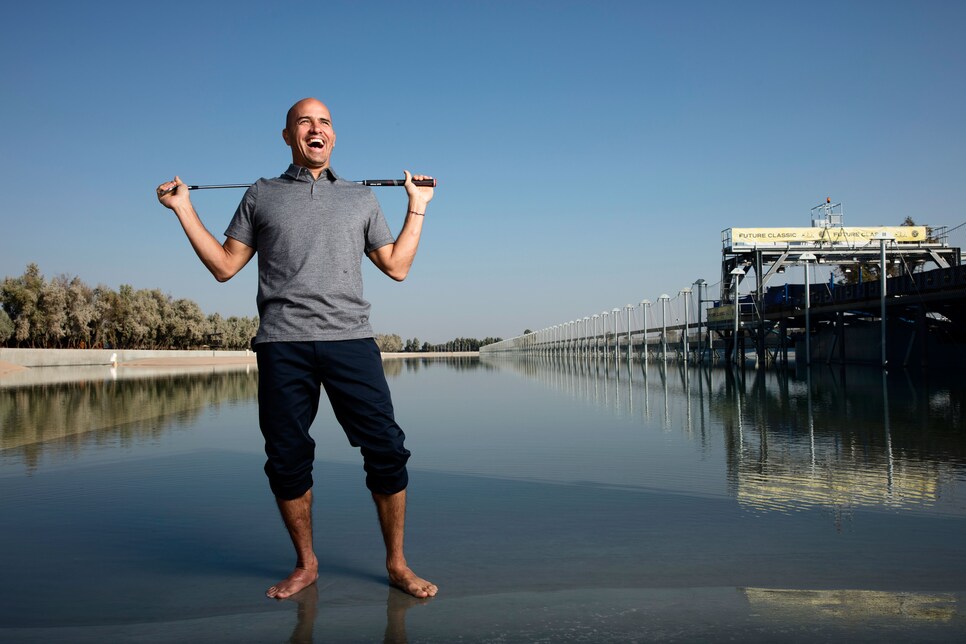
[386,267,409,282]
[211,264,238,283]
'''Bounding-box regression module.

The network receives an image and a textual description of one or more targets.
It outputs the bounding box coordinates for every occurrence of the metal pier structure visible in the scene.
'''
[482,201,965,369]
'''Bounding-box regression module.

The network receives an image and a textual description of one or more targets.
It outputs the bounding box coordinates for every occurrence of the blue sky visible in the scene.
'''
[2,0,964,342]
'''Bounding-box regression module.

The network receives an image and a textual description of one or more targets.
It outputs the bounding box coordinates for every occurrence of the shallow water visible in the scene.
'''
[1,356,965,642]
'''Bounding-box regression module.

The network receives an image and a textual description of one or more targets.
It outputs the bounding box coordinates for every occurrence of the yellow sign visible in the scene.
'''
[707,305,734,323]
[728,226,927,247]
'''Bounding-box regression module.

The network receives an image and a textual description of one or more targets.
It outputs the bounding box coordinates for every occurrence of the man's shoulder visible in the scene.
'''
[254,170,372,191]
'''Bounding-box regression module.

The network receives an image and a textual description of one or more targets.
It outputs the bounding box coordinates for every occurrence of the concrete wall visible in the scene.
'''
[0,348,252,367]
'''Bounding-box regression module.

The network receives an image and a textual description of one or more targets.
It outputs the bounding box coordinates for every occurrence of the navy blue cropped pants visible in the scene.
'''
[255,339,410,500]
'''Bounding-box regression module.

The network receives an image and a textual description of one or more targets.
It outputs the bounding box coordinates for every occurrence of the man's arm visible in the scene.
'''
[156,176,255,282]
[368,171,434,282]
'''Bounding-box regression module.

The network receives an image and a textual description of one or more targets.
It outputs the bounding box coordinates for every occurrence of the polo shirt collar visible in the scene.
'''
[283,164,339,183]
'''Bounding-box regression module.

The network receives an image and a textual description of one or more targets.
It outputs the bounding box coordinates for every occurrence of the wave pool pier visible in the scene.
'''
[483,201,966,369]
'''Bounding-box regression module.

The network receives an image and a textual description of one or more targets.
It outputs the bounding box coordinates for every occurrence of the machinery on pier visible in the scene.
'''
[708,199,964,366]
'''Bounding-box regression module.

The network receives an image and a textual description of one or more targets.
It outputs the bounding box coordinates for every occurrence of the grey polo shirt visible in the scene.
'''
[225,165,395,344]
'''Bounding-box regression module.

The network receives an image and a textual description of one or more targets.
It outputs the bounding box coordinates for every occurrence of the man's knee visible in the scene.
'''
[256,341,321,502]
[265,459,314,500]
[362,443,410,495]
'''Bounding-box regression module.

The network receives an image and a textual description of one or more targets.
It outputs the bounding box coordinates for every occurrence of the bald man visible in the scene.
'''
[157,98,436,599]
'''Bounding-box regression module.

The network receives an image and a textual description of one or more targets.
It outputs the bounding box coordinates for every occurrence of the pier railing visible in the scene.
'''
[480,282,724,363]
[481,264,966,368]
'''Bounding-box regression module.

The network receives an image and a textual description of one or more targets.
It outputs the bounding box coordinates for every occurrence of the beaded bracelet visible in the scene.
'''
[408,210,425,216]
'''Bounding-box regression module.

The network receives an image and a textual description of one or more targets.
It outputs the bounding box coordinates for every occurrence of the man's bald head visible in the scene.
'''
[286,98,331,131]
[282,98,337,177]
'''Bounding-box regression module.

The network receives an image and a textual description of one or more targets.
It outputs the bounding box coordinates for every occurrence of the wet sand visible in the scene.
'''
[2,455,964,642]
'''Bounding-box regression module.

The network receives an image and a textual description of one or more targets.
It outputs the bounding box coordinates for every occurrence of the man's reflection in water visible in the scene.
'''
[283,585,430,643]
[286,584,318,644]
[384,587,430,644]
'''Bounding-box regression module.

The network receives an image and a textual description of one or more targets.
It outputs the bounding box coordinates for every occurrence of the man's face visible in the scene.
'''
[282,99,337,172]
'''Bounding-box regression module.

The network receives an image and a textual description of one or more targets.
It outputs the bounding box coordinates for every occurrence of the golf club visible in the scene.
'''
[160,178,436,196]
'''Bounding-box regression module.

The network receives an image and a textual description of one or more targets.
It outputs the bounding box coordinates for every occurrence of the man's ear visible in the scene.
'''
[282,128,291,147]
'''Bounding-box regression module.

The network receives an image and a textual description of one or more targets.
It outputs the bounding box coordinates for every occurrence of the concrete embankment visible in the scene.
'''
[0,347,477,390]
[381,351,479,359]
[0,360,26,376]
[0,348,254,368]
[0,348,479,376]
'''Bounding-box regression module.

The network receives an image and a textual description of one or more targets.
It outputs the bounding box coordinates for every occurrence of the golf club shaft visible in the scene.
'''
[185,178,436,190]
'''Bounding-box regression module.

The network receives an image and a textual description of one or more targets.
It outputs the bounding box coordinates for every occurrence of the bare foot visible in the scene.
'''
[267,564,319,599]
[388,564,438,598]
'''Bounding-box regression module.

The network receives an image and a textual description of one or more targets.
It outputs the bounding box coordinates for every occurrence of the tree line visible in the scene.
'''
[1,264,503,352]
[374,334,503,352]
[1,264,258,349]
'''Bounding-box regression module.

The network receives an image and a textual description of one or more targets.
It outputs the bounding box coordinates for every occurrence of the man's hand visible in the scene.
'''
[404,171,434,212]
[368,170,434,282]
[153,174,254,282]
[156,176,191,211]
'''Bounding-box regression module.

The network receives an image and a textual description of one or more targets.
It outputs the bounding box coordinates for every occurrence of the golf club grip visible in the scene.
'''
[186,184,252,190]
[361,179,437,187]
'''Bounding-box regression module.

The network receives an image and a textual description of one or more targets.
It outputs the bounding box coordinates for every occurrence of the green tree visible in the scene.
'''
[171,299,206,348]
[0,308,13,345]
[94,286,123,348]
[132,289,164,349]
[0,263,44,346]
[38,276,69,347]
[223,316,245,349]
[242,316,259,349]
[1,265,267,350]
[65,276,96,348]
[205,312,225,347]
[375,333,403,352]
[117,284,148,348]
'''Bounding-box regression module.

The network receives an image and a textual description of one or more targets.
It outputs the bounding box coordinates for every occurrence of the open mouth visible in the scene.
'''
[307,138,325,149]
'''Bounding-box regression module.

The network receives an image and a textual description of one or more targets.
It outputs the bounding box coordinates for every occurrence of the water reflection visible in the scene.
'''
[2,358,965,640]
[281,581,429,643]
[742,588,959,622]
[1,369,259,470]
[482,354,966,518]
[385,354,494,378]
[286,584,319,644]
[383,589,431,644]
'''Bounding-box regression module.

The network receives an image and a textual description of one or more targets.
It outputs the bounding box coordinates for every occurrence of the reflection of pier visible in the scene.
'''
[742,588,958,622]
[481,354,966,518]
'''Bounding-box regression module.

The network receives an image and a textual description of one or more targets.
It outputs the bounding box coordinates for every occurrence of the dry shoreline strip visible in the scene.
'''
[0,360,26,376]
[0,351,479,378]
[121,351,478,368]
